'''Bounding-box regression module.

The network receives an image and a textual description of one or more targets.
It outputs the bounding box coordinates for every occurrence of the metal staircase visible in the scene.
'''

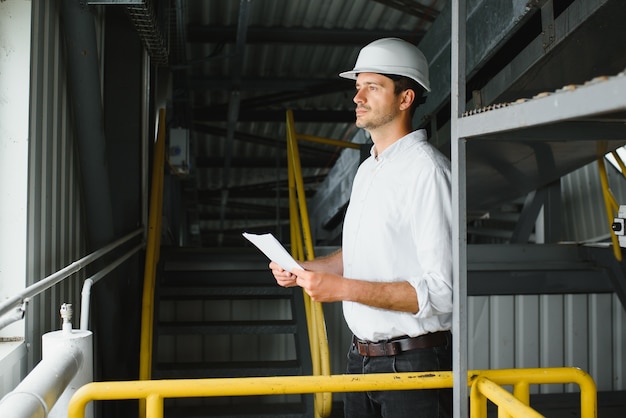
[153,246,314,418]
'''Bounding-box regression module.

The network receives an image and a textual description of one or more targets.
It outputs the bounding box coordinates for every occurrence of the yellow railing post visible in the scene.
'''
[138,108,167,417]
[469,376,488,418]
[285,109,332,417]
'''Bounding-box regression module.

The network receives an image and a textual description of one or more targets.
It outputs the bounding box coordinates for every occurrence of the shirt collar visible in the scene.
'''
[370,130,427,162]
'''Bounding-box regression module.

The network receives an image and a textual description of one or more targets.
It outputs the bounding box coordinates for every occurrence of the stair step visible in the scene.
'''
[158,320,298,335]
[161,270,277,286]
[154,248,314,417]
[161,248,271,272]
[154,360,304,378]
[160,285,292,300]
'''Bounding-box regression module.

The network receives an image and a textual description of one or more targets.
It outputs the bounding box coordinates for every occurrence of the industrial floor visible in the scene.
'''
[327,391,626,417]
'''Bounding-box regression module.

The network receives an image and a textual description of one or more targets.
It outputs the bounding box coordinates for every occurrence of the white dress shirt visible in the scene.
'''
[342,129,453,342]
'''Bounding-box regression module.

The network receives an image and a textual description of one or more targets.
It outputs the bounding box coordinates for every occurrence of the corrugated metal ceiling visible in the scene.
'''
[166,0,447,245]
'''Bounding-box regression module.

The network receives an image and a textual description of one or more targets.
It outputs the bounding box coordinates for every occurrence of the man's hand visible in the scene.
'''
[269,261,298,287]
[292,268,345,303]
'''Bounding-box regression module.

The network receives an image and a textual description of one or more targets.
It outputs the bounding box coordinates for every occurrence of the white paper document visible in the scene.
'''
[242,232,303,273]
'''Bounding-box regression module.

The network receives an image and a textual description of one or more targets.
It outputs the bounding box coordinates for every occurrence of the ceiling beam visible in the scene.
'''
[187,26,424,45]
[195,156,332,168]
[195,175,326,199]
[191,124,346,157]
[373,0,440,21]
[197,200,290,219]
[188,77,348,91]
[193,108,356,123]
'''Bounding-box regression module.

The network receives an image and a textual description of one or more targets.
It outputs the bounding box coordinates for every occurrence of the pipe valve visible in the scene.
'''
[60,303,73,333]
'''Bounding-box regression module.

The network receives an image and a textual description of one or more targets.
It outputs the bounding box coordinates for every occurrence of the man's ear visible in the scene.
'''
[399,89,415,111]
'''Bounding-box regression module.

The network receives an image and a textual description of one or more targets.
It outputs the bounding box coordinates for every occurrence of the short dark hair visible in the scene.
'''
[386,74,426,116]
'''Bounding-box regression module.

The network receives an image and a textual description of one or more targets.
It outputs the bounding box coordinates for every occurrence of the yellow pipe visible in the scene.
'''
[512,380,530,407]
[469,379,487,418]
[296,133,361,150]
[146,394,163,418]
[471,376,544,418]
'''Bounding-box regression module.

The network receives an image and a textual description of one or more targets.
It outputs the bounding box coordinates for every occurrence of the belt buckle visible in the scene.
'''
[355,340,370,356]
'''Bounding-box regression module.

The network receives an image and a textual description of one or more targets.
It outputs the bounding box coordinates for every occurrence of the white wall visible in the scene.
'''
[0,0,32,398]
[0,0,30,339]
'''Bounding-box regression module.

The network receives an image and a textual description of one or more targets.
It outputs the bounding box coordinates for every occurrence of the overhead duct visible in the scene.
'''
[88,0,169,66]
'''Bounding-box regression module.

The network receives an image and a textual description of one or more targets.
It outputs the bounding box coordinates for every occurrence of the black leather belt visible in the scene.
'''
[352,331,450,357]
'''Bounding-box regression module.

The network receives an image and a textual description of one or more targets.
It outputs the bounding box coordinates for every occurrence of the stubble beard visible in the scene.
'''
[355,109,396,131]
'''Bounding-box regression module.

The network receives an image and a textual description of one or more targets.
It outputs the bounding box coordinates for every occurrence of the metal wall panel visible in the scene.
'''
[466,293,626,392]
[23,0,94,371]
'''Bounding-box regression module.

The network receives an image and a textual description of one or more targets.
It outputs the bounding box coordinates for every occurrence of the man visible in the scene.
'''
[270,38,453,417]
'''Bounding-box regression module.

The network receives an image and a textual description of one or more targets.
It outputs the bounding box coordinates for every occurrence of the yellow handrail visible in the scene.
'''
[597,142,622,260]
[138,108,167,416]
[285,109,332,417]
[284,110,369,417]
[68,367,597,418]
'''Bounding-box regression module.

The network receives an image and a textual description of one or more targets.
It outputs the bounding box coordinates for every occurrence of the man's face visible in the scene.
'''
[353,73,402,131]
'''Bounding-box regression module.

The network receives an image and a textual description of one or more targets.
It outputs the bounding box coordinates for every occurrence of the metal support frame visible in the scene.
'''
[511,179,562,243]
[450,1,468,416]
[468,243,618,296]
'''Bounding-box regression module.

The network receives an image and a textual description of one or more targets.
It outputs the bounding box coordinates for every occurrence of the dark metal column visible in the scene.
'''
[59,0,115,249]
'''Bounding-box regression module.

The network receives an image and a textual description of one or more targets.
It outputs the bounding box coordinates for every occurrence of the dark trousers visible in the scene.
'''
[344,334,453,418]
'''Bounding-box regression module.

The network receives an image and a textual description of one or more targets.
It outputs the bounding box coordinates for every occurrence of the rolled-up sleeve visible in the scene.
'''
[408,164,453,319]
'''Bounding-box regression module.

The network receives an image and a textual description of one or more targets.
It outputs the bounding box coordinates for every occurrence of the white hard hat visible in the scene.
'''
[339,37,431,92]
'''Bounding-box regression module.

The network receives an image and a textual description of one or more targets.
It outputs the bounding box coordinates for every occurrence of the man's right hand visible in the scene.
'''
[269,261,299,287]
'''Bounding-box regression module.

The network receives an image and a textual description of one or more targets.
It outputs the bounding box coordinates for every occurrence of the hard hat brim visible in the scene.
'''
[339,69,431,92]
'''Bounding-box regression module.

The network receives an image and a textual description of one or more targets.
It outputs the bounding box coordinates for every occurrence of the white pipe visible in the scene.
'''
[0,301,27,330]
[47,330,93,418]
[79,242,143,330]
[80,279,93,331]
[0,335,83,417]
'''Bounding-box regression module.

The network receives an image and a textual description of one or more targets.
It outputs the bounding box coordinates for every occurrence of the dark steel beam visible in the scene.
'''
[187,26,424,45]
[193,109,356,123]
[197,200,290,219]
[188,77,346,91]
[373,0,440,21]
[194,156,331,169]
[195,176,325,199]
[191,124,344,157]
[467,244,620,296]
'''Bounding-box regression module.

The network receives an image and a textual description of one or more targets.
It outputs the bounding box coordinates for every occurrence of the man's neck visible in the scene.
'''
[369,123,413,156]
